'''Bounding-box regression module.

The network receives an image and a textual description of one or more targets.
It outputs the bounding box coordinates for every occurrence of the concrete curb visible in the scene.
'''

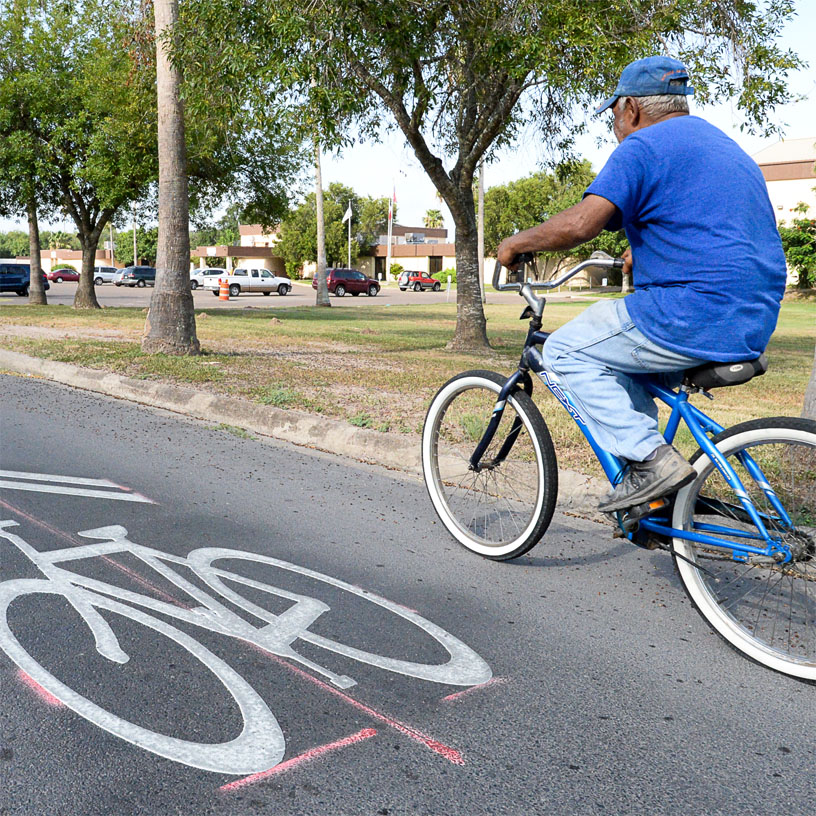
[0,347,608,519]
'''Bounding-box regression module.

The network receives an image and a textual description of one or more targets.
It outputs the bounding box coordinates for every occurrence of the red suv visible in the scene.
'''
[398,270,441,292]
[312,268,380,297]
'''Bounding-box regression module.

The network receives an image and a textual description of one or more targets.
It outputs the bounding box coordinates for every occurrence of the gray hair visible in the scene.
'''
[616,81,690,118]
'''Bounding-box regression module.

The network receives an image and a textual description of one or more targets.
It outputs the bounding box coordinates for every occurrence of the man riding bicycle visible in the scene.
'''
[496,56,787,514]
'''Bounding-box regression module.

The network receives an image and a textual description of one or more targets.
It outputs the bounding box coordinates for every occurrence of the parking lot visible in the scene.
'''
[1,280,535,309]
[0,277,599,310]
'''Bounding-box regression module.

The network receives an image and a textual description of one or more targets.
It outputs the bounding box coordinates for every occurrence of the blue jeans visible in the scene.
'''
[541,298,707,461]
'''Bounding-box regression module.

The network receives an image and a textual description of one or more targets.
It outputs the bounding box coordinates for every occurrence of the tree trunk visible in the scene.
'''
[142,0,199,355]
[26,197,46,305]
[313,140,330,307]
[621,270,632,294]
[477,162,485,305]
[803,343,816,420]
[449,216,489,351]
[73,228,103,309]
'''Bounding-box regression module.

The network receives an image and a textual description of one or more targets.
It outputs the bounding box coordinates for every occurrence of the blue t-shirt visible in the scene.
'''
[585,116,786,361]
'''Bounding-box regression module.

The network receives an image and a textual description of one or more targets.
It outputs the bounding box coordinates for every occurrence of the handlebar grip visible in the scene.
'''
[511,252,535,267]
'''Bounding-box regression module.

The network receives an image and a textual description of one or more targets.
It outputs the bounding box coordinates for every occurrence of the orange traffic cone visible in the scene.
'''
[219,278,230,301]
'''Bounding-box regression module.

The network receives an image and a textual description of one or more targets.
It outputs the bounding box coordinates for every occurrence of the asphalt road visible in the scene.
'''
[0,280,545,309]
[0,374,813,816]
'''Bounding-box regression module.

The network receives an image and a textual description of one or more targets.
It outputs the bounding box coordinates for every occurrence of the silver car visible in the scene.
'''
[93,266,119,285]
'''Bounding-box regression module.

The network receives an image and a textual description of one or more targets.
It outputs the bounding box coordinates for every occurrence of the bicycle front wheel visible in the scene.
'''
[422,370,557,560]
[672,418,816,680]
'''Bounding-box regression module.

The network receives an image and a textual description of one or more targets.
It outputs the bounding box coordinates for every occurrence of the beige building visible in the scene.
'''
[18,248,118,274]
[191,224,285,274]
[752,137,816,223]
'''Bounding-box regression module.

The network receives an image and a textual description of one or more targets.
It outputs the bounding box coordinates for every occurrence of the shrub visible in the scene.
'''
[779,216,816,289]
[432,267,456,285]
[389,262,404,280]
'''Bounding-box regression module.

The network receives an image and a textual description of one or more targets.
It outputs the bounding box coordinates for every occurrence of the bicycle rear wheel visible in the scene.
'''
[422,370,557,560]
[672,418,816,680]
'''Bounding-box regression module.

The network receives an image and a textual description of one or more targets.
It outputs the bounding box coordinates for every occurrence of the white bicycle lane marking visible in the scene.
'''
[0,520,492,775]
[0,470,153,503]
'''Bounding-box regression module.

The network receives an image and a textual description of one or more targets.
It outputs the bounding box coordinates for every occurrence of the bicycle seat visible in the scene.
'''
[683,354,768,390]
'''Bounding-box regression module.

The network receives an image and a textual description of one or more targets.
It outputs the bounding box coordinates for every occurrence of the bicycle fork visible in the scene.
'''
[468,370,530,472]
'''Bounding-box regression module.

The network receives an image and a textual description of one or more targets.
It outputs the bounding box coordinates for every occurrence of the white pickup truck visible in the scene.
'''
[204,268,292,297]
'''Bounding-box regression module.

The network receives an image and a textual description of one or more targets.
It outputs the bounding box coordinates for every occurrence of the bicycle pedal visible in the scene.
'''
[618,497,671,534]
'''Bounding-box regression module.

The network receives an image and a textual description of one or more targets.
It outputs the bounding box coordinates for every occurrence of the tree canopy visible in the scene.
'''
[184,0,804,349]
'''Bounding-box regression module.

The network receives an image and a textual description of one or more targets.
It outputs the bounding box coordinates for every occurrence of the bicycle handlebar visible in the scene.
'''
[492,253,624,293]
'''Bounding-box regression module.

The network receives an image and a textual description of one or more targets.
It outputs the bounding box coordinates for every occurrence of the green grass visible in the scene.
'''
[2,296,813,476]
[209,423,256,439]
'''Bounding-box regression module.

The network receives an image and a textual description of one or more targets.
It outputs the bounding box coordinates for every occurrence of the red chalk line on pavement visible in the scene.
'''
[16,669,65,708]
[441,676,509,702]
[0,497,190,609]
[252,645,465,765]
[219,728,377,791]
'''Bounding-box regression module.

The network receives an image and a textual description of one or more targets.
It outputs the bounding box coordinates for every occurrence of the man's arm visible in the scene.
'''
[496,194,619,268]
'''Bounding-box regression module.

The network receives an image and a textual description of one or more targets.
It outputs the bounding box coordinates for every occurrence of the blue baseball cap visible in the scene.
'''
[595,56,695,114]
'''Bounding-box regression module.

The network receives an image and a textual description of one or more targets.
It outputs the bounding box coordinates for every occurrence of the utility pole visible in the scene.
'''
[385,184,394,284]
[132,204,137,265]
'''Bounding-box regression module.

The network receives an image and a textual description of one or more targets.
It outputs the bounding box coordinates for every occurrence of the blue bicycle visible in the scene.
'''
[422,255,816,680]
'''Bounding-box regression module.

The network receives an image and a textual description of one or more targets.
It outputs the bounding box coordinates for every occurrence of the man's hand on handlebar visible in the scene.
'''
[621,246,633,279]
[496,238,529,270]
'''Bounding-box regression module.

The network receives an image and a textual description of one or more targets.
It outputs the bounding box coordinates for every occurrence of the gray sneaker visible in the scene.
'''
[598,444,696,513]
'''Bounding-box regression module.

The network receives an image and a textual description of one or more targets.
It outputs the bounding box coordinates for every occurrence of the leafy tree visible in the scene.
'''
[0,230,30,258]
[191,0,803,350]
[0,0,69,304]
[114,227,159,266]
[357,196,390,250]
[777,201,816,419]
[778,214,816,289]
[483,162,628,284]
[277,184,388,276]
[423,209,443,229]
[41,230,80,251]
[0,0,160,309]
[483,163,595,254]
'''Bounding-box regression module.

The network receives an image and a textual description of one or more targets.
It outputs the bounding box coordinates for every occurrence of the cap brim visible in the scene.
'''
[595,95,617,115]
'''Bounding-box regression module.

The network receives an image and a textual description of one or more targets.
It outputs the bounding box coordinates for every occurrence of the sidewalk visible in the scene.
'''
[0,346,608,519]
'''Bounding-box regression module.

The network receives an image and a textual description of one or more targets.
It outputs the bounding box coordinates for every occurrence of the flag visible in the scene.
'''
[388,186,395,223]
[342,203,352,224]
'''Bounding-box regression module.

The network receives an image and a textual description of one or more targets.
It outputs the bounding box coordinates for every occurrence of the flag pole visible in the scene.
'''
[347,199,352,269]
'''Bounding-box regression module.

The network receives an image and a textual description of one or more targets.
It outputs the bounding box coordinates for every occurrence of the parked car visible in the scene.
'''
[203,268,292,297]
[46,267,80,283]
[0,263,50,296]
[190,267,227,290]
[93,266,119,285]
[113,265,156,287]
[312,268,379,297]
[398,270,441,292]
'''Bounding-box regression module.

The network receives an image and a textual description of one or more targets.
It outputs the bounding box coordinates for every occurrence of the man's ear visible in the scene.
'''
[624,97,641,126]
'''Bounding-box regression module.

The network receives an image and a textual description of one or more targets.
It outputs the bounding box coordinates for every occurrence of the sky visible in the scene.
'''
[3,3,814,236]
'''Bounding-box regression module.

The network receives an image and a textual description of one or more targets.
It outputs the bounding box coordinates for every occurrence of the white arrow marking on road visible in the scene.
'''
[0,471,153,503]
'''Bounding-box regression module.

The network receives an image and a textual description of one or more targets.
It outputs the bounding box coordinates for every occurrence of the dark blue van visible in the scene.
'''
[0,263,50,296]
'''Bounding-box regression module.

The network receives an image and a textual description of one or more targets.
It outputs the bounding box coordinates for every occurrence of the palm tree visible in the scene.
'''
[142,0,199,354]
[423,209,443,229]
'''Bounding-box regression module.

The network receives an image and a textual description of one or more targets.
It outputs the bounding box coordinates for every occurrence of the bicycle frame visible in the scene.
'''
[475,259,794,564]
